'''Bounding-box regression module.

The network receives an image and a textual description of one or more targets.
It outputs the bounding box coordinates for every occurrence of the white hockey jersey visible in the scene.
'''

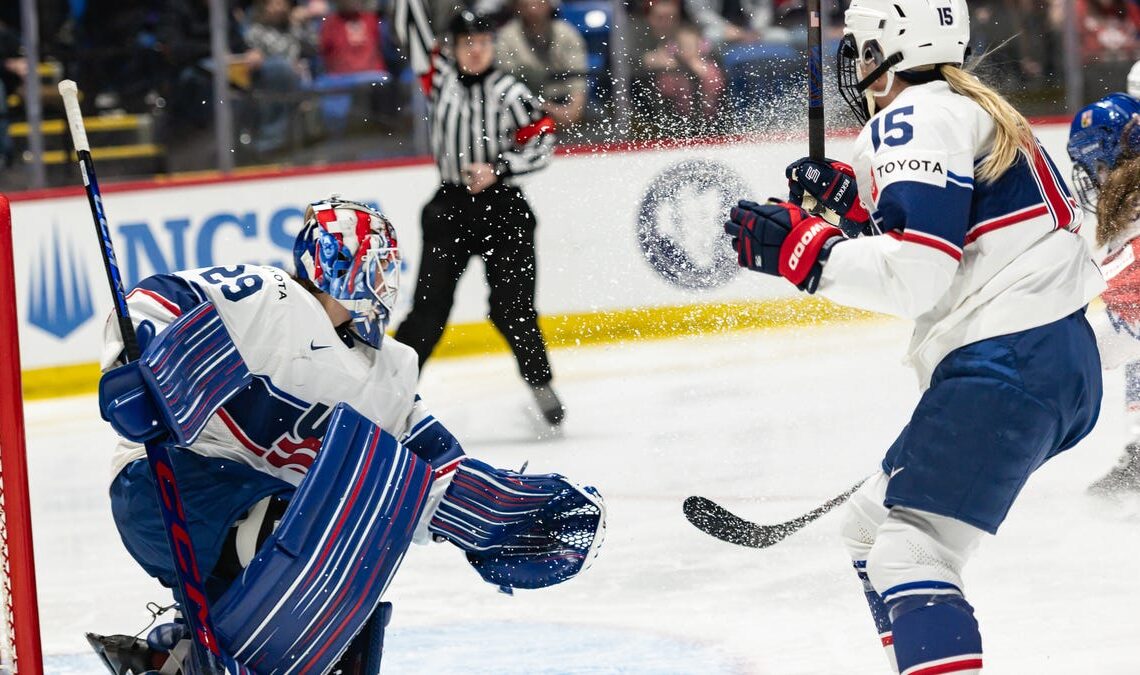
[102,265,429,486]
[821,80,1105,387]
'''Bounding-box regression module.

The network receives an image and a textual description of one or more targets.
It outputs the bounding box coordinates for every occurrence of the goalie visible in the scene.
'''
[89,197,606,674]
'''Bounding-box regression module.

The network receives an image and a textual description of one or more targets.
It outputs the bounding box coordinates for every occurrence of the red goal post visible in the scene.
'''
[0,194,43,674]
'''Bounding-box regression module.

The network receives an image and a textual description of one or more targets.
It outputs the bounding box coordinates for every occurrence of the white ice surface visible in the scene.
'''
[21,320,1140,673]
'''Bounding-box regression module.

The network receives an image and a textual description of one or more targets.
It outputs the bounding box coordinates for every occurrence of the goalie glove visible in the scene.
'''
[428,459,606,590]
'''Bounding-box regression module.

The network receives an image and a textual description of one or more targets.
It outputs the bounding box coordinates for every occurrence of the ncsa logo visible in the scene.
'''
[637,160,750,290]
[27,226,95,338]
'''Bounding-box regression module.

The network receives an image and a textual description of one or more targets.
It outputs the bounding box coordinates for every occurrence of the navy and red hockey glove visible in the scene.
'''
[724,200,844,293]
[786,157,873,237]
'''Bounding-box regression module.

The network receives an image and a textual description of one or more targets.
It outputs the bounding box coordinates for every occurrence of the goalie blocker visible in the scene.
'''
[97,299,605,674]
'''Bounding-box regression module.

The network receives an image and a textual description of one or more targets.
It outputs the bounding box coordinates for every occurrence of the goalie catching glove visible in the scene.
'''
[725,200,844,294]
[428,459,606,590]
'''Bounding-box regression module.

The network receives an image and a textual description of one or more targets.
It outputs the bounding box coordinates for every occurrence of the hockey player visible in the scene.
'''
[1067,93,1140,213]
[1067,93,1140,495]
[723,1,1102,673]
[90,198,605,674]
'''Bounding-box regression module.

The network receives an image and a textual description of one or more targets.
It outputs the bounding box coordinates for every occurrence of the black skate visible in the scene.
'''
[88,619,211,675]
[530,384,565,426]
[86,632,166,675]
[1088,442,1140,495]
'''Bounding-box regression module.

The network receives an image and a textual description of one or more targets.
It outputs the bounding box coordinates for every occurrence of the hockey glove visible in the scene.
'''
[786,157,873,237]
[724,200,843,293]
[428,458,606,590]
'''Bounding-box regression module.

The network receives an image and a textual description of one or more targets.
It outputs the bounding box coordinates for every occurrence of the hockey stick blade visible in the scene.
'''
[683,478,867,548]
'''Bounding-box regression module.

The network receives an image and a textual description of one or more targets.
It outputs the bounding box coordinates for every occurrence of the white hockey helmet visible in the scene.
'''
[838,0,970,124]
[1128,60,1140,98]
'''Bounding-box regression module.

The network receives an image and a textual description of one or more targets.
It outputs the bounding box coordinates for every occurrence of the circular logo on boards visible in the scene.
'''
[637,159,749,290]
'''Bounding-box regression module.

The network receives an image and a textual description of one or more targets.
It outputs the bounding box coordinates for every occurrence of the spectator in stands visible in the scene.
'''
[319,0,386,75]
[497,0,589,127]
[246,0,318,77]
[245,0,318,151]
[640,0,725,127]
[683,0,783,47]
[315,0,392,134]
[1079,0,1140,61]
[74,0,161,112]
[159,0,263,129]
[0,19,23,170]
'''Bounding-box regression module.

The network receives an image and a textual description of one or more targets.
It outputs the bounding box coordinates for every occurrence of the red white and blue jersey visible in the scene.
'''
[102,265,463,487]
[1087,222,1140,369]
[822,80,1105,387]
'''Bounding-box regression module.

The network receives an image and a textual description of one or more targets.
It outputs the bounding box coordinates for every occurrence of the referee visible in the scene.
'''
[393,0,565,426]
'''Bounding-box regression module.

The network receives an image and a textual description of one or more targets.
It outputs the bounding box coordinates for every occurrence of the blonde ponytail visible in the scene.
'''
[940,65,1036,184]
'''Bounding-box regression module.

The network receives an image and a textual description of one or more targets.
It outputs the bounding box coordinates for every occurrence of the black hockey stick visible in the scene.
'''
[807,0,825,162]
[59,80,234,673]
[683,478,866,548]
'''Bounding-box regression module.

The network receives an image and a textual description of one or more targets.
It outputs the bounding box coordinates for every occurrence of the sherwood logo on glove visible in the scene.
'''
[787,221,832,271]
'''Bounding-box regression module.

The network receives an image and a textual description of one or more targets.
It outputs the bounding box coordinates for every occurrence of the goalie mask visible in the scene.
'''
[1067,93,1140,212]
[293,197,401,349]
[838,0,970,125]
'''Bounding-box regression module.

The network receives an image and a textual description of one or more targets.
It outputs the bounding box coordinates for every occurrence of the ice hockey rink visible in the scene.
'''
[26,317,1140,674]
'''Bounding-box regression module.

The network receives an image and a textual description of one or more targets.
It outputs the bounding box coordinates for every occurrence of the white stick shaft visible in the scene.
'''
[57,79,90,152]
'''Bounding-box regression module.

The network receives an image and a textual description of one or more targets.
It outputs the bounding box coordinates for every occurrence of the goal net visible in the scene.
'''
[0,194,43,674]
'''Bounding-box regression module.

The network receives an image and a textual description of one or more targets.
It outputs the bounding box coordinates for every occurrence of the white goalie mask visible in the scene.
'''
[838,0,970,124]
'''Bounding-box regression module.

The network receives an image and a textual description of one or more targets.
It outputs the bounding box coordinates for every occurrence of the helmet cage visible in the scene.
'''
[838,35,904,125]
[1070,162,1101,213]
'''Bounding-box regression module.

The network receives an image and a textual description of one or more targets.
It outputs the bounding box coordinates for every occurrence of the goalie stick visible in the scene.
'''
[59,80,238,675]
[682,478,866,549]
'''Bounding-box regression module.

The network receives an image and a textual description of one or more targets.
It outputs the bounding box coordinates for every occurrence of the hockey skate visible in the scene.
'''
[86,622,201,675]
[530,384,565,426]
[1088,442,1140,495]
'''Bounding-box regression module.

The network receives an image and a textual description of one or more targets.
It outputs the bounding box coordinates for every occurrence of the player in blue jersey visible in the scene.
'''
[1068,92,1140,495]
[88,198,605,675]
[723,1,1103,672]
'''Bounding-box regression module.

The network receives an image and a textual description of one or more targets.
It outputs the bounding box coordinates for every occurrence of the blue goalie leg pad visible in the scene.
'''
[328,602,392,674]
[211,403,433,674]
[99,302,252,445]
[887,592,983,674]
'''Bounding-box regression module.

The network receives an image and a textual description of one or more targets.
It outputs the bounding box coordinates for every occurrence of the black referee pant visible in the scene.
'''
[395,183,554,386]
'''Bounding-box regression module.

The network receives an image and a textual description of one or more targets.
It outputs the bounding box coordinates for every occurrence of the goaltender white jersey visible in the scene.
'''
[820,80,1105,387]
[102,265,425,485]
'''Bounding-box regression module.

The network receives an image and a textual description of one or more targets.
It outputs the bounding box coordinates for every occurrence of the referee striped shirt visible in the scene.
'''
[394,0,556,186]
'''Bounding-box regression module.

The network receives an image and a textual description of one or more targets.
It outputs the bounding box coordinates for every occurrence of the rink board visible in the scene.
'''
[8,123,1074,390]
